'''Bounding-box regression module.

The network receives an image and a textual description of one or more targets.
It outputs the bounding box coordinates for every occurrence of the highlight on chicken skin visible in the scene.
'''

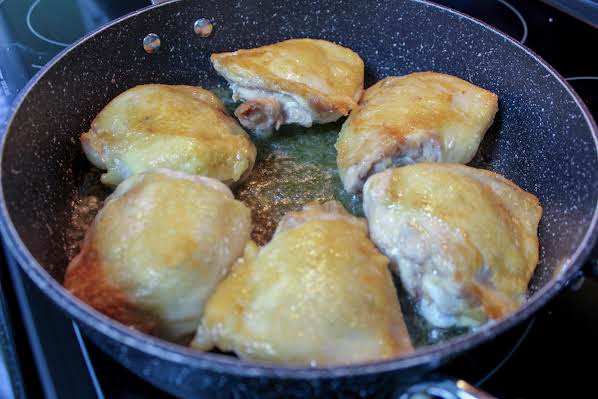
[81,84,256,186]
[211,38,364,135]
[363,164,542,328]
[336,72,499,193]
[64,169,252,342]
[192,201,413,365]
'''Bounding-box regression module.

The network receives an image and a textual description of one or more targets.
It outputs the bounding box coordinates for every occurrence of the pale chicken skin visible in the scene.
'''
[211,38,364,135]
[363,164,542,328]
[81,84,256,186]
[336,72,499,193]
[192,201,413,365]
[63,169,251,342]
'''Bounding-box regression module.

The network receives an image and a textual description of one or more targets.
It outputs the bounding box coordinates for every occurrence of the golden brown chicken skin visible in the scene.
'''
[81,84,256,186]
[211,39,364,135]
[192,201,413,365]
[336,72,498,193]
[363,164,542,328]
[64,169,252,342]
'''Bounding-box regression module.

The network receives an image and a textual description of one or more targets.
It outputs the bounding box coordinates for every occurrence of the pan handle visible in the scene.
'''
[399,377,496,399]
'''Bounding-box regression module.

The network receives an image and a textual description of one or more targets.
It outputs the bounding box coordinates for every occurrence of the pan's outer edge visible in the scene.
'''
[0,0,597,379]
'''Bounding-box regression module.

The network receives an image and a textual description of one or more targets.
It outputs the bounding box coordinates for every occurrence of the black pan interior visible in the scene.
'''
[1,0,597,352]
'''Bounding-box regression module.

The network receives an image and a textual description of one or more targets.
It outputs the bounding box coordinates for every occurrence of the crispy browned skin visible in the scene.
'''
[363,164,542,328]
[64,240,159,334]
[211,39,364,130]
[336,72,499,192]
[81,84,256,186]
[192,201,413,365]
[64,170,252,341]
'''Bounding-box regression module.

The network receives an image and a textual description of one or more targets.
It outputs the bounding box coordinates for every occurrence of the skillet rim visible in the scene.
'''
[0,0,597,379]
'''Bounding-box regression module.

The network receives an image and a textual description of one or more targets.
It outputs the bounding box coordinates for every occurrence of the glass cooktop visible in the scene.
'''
[1,1,597,398]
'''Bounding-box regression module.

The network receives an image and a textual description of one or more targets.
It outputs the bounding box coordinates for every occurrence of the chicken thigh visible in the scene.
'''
[363,164,542,328]
[64,169,252,341]
[192,201,413,365]
[81,84,256,186]
[336,72,498,192]
[211,39,364,135]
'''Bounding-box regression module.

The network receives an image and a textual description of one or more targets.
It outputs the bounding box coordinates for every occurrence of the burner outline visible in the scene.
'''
[566,76,598,81]
[497,0,529,44]
[26,0,72,48]
[73,322,106,399]
[476,317,535,387]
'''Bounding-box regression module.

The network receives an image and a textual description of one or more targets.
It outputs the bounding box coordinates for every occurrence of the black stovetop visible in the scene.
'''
[1,1,597,398]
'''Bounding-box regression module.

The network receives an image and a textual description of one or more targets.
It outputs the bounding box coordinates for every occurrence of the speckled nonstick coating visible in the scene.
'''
[0,0,597,398]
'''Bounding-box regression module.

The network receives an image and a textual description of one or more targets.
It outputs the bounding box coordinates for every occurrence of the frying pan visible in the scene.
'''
[0,0,597,398]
